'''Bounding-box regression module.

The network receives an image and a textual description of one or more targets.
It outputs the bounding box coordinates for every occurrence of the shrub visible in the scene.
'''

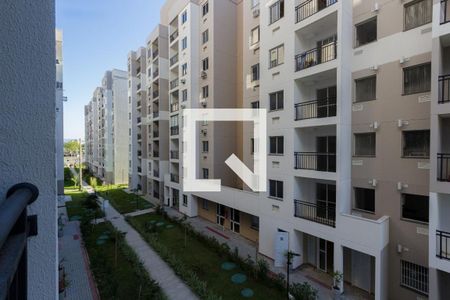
[256,258,269,280]
[289,282,318,300]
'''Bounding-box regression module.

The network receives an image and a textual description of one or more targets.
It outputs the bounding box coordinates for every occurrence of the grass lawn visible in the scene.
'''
[128,213,285,300]
[81,221,166,300]
[96,185,153,214]
[64,186,104,220]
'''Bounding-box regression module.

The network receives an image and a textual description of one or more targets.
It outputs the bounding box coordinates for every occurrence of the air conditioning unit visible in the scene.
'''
[369,179,378,187]
[253,8,260,18]
[201,129,207,136]
[201,71,207,79]
[370,121,380,130]
[181,104,186,109]
[200,99,207,107]
[181,78,186,84]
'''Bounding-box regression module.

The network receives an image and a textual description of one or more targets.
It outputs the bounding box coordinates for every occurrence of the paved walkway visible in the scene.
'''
[58,196,99,300]
[124,208,155,217]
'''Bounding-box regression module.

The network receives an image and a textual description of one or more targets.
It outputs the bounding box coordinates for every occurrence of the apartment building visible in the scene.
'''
[126,0,447,298]
[85,70,129,184]
[56,29,65,195]
[429,0,450,299]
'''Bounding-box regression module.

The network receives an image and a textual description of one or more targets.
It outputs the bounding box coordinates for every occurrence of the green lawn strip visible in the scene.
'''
[81,221,166,300]
[97,186,153,214]
[127,213,286,300]
[64,187,104,219]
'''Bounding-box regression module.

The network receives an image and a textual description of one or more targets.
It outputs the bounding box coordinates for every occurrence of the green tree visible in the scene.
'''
[64,140,80,156]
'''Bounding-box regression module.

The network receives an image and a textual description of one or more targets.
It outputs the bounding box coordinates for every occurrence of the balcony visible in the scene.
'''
[171,174,180,183]
[171,102,179,113]
[137,150,142,157]
[295,40,337,72]
[170,150,179,159]
[137,83,142,91]
[170,30,179,43]
[170,53,179,66]
[153,151,159,158]
[294,152,336,172]
[294,200,336,227]
[153,191,160,199]
[137,134,142,141]
[295,97,336,120]
[137,117,142,124]
[137,167,142,173]
[153,130,159,138]
[437,230,450,260]
[153,111,159,118]
[153,90,159,98]
[171,126,179,136]
[438,153,450,182]
[153,49,159,59]
[170,78,179,90]
[441,0,450,24]
[153,169,160,178]
[153,69,159,79]
[439,75,450,104]
[295,0,338,23]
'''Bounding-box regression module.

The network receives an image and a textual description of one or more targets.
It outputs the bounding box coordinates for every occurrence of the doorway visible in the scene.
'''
[316,136,336,172]
[216,204,225,226]
[316,183,336,223]
[318,238,334,274]
[230,209,240,233]
[316,86,337,118]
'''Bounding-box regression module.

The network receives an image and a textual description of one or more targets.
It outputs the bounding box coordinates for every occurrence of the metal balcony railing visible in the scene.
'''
[171,126,179,136]
[294,200,336,227]
[153,49,159,59]
[294,152,336,172]
[439,74,450,104]
[153,170,160,178]
[170,30,179,43]
[137,151,142,157]
[153,191,160,199]
[438,153,450,182]
[171,103,179,113]
[170,53,179,66]
[171,174,180,183]
[295,97,337,120]
[0,183,39,300]
[441,0,450,24]
[137,167,142,173]
[437,230,450,260]
[153,90,159,98]
[170,150,179,159]
[137,83,141,91]
[153,111,159,118]
[296,0,338,23]
[153,69,159,79]
[170,78,179,90]
[153,130,159,138]
[137,134,142,141]
[295,40,337,72]
[153,151,159,158]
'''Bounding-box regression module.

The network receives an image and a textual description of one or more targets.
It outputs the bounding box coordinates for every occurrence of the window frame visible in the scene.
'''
[403,63,431,95]
[354,132,376,157]
[400,260,429,295]
[269,44,284,68]
[401,193,429,224]
[269,179,284,199]
[355,17,377,48]
[404,0,432,31]
[181,37,188,50]
[202,141,209,153]
[202,168,209,179]
[269,90,284,111]
[202,1,209,17]
[402,130,430,158]
[181,10,188,24]
[181,63,188,76]
[269,136,284,155]
[353,187,375,213]
[250,26,260,45]
[269,0,284,25]
[251,64,260,82]
[202,85,209,98]
[202,29,209,44]
[355,75,377,103]
[202,57,209,71]
[182,194,188,207]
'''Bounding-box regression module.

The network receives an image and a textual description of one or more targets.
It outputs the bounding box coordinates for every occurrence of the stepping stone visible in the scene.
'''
[241,288,254,298]
[221,262,237,271]
[231,273,247,284]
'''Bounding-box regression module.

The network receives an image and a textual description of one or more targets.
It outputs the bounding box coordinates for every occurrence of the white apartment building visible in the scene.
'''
[85,70,129,184]
[56,29,65,195]
[127,0,450,299]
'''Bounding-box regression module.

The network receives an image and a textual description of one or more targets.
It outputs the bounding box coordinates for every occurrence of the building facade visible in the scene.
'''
[85,69,129,184]
[126,0,449,298]
[56,29,65,195]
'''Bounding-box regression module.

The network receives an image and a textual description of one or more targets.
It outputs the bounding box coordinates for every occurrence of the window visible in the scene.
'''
[354,188,375,213]
[402,130,430,158]
[202,85,209,98]
[202,2,209,16]
[269,44,284,68]
[269,180,283,199]
[355,17,377,47]
[202,57,209,71]
[202,198,208,210]
[402,193,429,223]
[202,30,209,44]
[202,141,209,152]
[250,216,259,231]
[269,0,284,24]
[182,89,188,101]
[181,63,188,76]
[181,10,188,24]
[251,64,260,81]
[183,195,188,207]
[403,63,431,95]
[251,138,255,154]
[202,168,209,179]
[251,26,260,45]
[355,76,377,102]
[251,101,260,108]
[401,260,429,295]
[269,136,284,155]
[269,91,284,111]
[404,0,432,31]
[182,37,187,50]
[354,133,376,157]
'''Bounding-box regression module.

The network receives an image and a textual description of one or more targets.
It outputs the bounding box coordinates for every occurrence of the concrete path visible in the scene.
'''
[124,208,155,217]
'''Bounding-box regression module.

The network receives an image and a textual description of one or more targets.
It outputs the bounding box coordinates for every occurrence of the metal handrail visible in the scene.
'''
[294,97,337,120]
[439,74,450,104]
[294,152,336,172]
[294,199,336,227]
[437,230,450,260]
[441,0,450,24]
[295,0,338,23]
[295,40,337,71]
[437,153,450,182]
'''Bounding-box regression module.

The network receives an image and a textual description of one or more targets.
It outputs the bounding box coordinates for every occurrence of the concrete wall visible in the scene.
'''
[0,0,58,298]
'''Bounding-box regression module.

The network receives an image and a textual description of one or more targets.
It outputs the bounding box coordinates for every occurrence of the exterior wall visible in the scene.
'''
[56,29,64,195]
[0,0,58,297]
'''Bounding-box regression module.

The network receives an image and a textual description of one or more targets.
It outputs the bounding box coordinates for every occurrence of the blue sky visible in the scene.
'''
[57,0,165,139]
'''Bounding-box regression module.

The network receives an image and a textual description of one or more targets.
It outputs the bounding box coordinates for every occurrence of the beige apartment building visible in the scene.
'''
[85,69,129,184]
[125,0,450,299]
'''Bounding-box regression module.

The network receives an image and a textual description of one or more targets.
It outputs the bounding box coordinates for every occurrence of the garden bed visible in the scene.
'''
[96,185,153,214]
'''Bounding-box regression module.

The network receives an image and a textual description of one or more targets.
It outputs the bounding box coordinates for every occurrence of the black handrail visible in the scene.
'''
[295,41,337,72]
[296,0,338,23]
[170,30,179,43]
[437,230,450,260]
[171,174,180,183]
[294,200,336,227]
[439,74,450,104]
[170,54,179,66]
[0,183,39,300]
[441,0,450,24]
[295,97,337,120]
[170,150,179,159]
[171,126,179,136]
[294,152,336,172]
[437,153,450,182]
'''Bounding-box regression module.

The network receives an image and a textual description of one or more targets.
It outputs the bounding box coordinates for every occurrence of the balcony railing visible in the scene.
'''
[137,83,142,90]
[296,0,338,23]
[438,153,450,182]
[137,134,142,141]
[0,183,39,300]
[153,191,160,199]
[171,150,179,159]
[294,200,336,227]
[171,126,179,136]
[170,53,179,66]
[153,49,159,59]
[153,130,159,138]
[137,167,142,173]
[153,111,159,118]
[171,103,179,113]
[153,90,159,98]
[137,150,142,157]
[439,74,450,104]
[437,230,450,260]
[153,69,159,79]
[170,78,179,90]
[441,0,450,24]
[153,151,159,158]
[294,152,336,172]
[170,30,179,43]
[153,170,160,178]
[295,40,337,72]
[295,97,337,120]
[171,174,180,183]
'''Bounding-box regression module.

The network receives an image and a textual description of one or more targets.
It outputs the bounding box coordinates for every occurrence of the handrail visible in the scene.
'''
[437,229,450,260]
[441,0,450,24]
[295,0,338,23]
[294,97,337,120]
[438,74,450,104]
[295,40,337,71]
